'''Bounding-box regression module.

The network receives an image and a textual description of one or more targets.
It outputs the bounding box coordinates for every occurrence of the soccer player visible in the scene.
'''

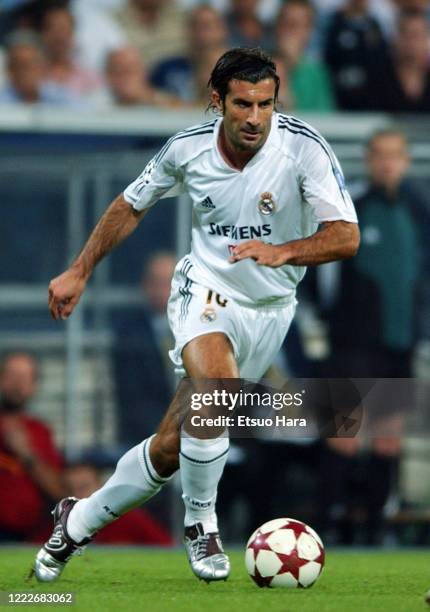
[34,47,359,583]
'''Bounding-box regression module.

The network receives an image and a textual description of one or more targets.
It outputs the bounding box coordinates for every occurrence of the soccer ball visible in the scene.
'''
[245,518,325,588]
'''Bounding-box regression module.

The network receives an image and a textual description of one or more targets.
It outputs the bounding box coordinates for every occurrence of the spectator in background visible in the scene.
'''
[0,31,78,104]
[370,10,430,112]
[151,5,228,104]
[112,252,176,447]
[70,0,127,73]
[324,0,388,110]
[376,0,430,39]
[113,0,187,72]
[274,0,335,111]
[101,47,186,108]
[62,463,173,545]
[0,353,64,541]
[317,130,430,544]
[226,0,273,49]
[40,3,102,99]
[328,129,430,373]
[191,45,229,106]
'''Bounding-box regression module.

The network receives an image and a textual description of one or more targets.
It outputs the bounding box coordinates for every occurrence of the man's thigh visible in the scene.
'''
[168,277,243,377]
[182,332,239,378]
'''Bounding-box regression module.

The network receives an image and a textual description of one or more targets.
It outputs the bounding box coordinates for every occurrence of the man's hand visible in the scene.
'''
[229,222,359,268]
[48,266,88,320]
[229,241,287,267]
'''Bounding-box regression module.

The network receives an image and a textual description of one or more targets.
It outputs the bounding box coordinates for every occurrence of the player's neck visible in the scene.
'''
[218,125,258,171]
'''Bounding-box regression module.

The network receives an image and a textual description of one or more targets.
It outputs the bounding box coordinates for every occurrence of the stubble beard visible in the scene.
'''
[233,130,266,153]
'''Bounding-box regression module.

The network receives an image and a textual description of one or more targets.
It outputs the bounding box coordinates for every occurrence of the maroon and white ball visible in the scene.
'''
[245,518,325,588]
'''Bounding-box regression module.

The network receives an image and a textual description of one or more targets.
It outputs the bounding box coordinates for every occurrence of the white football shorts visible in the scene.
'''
[167,259,297,379]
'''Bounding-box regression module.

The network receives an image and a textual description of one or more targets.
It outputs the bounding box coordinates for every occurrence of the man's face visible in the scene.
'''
[396,16,429,64]
[214,78,276,153]
[7,45,44,101]
[0,355,38,412]
[65,466,100,499]
[367,134,410,192]
[42,9,74,58]
[190,7,227,51]
[106,48,146,103]
[276,3,314,50]
[143,254,176,314]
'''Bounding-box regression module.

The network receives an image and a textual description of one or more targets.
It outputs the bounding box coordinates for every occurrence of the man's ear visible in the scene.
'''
[210,89,223,114]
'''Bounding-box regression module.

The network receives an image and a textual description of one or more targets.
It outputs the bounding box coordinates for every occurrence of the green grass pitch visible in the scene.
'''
[0,547,429,611]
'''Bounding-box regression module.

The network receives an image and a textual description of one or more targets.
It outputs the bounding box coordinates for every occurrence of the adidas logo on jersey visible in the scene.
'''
[199,196,216,210]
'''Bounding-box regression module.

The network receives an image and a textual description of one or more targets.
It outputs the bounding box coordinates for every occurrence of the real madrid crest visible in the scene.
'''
[258,192,276,216]
[200,307,217,323]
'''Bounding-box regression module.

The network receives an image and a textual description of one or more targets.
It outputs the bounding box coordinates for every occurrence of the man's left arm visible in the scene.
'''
[231,131,360,267]
[230,220,360,267]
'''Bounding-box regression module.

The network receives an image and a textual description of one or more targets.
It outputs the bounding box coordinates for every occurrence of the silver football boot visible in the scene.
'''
[34,497,91,583]
[184,523,230,582]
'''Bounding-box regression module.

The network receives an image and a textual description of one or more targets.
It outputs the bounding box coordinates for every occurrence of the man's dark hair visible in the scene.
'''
[280,0,316,20]
[41,1,75,28]
[207,47,280,108]
[398,7,428,28]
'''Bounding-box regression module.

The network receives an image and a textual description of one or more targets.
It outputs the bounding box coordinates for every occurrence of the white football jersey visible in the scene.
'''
[124,113,358,306]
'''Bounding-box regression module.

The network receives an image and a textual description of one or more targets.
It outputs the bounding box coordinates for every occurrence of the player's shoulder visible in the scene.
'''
[275,112,337,171]
[275,112,330,154]
[162,118,217,165]
[172,117,217,141]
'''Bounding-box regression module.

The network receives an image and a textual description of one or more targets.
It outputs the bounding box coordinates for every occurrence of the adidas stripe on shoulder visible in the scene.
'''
[154,120,216,168]
[277,114,347,202]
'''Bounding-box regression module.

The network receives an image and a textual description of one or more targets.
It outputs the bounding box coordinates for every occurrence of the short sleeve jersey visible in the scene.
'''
[124,113,358,306]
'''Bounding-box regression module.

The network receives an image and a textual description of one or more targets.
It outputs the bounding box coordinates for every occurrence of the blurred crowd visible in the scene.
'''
[0,0,429,112]
[0,352,173,545]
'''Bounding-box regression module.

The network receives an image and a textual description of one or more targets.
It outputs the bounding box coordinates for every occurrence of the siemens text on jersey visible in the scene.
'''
[208,223,272,240]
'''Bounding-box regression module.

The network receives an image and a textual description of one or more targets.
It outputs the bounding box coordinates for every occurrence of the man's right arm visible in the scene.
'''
[49,194,147,320]
[50,128,183,320]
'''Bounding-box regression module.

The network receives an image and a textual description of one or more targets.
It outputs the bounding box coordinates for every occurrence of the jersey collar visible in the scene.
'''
[213,113,278,172]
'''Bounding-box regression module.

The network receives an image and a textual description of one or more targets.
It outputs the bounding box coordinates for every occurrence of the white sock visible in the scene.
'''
[180,435,229,532]
[67,436,172,543]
